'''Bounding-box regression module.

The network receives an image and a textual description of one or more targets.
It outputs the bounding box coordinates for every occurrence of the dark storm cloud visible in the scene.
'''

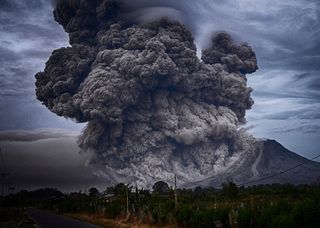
[273,124,320,134]
[0,96,85,131]
[1,136,106,192]
[252,90,320,100]
[0,129,77,142]
[263,109,320,121]
[234,2,320,73]
[0,0,67,98]
[0,46,20,62]
[293,72,320,92]
[0,0,82,131]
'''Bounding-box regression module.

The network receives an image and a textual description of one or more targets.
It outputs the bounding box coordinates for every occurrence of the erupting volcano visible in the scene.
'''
[35,0,320,187]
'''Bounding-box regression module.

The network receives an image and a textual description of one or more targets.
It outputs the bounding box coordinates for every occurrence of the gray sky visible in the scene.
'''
[0,0,319,191]
[0,129,106,192]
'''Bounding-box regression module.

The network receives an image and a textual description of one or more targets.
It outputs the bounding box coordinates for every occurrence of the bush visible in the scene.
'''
[257,199,292,228]
[271,214,295,228]
[222,182,239,200]
[238,207,253,228]
[190,209,215,228]
[176,205,193,227]
[214,208,229,227]
[186,208,229,228]
[105,201,122,219]
[292,198,320,228]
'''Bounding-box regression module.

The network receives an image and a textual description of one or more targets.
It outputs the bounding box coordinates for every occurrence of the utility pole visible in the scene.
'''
[174,174,178,212]
[1,172,10,197]
[8,182,15,195]
[126,184,129,217]
[0,146,10,199]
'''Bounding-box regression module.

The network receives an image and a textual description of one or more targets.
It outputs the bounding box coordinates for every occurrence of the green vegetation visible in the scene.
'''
[1,183,320,227]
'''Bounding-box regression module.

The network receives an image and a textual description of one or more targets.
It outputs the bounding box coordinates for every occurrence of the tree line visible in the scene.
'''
[1,182,320,227]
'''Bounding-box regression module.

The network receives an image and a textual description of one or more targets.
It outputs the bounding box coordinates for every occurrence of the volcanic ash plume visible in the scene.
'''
[35,0,260,187]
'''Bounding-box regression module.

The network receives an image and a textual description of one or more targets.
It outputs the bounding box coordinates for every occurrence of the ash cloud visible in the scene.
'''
[36,0,259,187]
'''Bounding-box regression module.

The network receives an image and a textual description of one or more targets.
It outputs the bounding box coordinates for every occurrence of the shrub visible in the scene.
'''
[238,207,253,228]
[176,205,193,227]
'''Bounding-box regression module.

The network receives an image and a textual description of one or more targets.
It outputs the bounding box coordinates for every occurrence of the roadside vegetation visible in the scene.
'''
[1,183,320,227]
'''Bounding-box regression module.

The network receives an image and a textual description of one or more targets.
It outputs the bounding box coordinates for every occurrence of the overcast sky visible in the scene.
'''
[0,0,319,191]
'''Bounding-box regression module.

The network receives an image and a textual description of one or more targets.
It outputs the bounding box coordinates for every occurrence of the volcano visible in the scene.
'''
[34,0,320,189]
[183,139,320,188]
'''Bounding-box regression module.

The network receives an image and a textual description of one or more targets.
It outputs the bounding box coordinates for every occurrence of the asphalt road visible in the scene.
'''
[27,208,102,228]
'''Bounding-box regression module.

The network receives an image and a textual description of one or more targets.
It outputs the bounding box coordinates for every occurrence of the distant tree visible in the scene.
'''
[114,183,128,196]
[194,186,203,194]
[152,181,170,194]
[222,182,239,199]
[32,188,64,198]
[89,187,100,197]
[104,183,127,196]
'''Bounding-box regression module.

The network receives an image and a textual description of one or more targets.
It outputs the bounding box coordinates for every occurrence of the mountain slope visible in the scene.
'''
[183,139,320,188]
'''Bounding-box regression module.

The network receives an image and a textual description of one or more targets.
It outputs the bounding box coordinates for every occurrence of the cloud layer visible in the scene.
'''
[0,135,105,192]
[0,128,78,141]
[0,0,83,131]
[0,0,319,183]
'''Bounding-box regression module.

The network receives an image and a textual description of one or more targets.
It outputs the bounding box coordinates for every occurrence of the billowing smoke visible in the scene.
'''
[36,0,259,187]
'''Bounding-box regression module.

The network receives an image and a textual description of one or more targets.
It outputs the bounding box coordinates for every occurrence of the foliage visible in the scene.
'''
[238,207,253,228]
[2,182,320,227]
[152,181,170,194]
[222,181,239,199]
[88,187,100,197]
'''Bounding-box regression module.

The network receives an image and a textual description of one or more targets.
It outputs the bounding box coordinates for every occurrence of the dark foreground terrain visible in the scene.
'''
[27,208,102,228]
[1,183,320,227]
